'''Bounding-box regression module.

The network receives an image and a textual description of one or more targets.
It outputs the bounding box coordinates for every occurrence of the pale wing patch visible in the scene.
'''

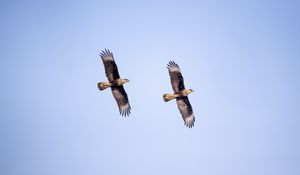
[119,103,131,117]
[184,114,195,128]
[102,55,113,61]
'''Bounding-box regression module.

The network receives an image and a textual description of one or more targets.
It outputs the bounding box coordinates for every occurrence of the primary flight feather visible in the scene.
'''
[97,49,131,116]
[163,61,195,128]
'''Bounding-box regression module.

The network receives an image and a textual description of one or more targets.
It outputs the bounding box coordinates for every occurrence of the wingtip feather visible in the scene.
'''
[167,60,181,72]
[100,48,114,60]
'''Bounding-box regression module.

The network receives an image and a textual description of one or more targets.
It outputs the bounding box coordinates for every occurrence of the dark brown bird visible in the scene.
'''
[98,49,131,116]
[163,61,195,128]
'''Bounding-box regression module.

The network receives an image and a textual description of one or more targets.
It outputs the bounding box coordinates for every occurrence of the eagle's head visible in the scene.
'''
[182,89,194,96]
[123,79,130,83]
[187,89,194,95]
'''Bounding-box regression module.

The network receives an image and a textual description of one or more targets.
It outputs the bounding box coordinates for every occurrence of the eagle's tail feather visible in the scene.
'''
[163,93,177,102]
[98,82,111,90]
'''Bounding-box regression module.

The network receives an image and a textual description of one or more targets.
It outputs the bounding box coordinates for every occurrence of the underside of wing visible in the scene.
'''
[100,49,120,82]
[167,61,185,93]
[176,97,195,128]
[111,86,131,117]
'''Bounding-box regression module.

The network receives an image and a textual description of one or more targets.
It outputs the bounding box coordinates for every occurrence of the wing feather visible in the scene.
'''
[100,49,120,82]
[111,86,131,117]
[167,61,185,93]
[176,97,195,128]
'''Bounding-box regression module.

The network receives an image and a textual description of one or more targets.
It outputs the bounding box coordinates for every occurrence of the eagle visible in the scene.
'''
[163,61,195,128]
[97,49,131,116]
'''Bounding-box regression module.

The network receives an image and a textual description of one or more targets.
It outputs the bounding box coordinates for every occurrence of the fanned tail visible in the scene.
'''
[163,93,177,102]
[98,82,111,90]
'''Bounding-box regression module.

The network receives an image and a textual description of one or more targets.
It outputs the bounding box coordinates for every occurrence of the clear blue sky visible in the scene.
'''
[1,0,300,175]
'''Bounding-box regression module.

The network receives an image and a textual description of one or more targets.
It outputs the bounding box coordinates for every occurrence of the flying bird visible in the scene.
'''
[163,61,195,128]
[97,49,131,116]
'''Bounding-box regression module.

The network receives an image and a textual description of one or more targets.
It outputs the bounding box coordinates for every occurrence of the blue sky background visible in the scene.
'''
[1,0,300,175]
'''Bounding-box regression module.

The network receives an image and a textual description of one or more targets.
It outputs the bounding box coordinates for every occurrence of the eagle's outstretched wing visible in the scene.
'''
[111,86,131,116]
[176,97,195,128]
[100,49,120,82]
[167,61,185,93]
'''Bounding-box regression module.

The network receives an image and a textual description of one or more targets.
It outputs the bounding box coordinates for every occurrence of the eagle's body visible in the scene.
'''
[98,49,131,117]
[163,61,195,128]
[163,88,193,101]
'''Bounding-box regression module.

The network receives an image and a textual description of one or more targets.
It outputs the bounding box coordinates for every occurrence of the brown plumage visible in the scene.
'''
[163,61,195,128]
[98,49,131,116]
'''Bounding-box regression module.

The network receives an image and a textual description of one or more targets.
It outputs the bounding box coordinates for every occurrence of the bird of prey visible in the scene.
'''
[163,61,195,128]
[97,49,131,116]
